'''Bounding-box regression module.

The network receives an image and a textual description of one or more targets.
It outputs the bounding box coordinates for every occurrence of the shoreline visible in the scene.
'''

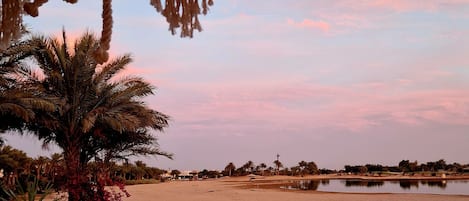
[44,175,469,201]
[246,174,469,181]
[117,176,469,201]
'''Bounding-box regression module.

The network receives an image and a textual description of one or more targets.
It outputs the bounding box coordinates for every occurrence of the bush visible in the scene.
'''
[123,179,160,186]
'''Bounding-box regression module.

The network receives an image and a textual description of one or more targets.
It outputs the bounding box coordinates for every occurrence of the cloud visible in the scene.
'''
[154,76,469,135]
[287,18,330,32]
[358,0,469,12]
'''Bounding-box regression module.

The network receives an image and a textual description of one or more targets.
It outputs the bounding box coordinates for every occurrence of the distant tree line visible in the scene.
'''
[222,160,320,177]
[222,158,469,178]
[0,145,169,195]
[343,159,469,175]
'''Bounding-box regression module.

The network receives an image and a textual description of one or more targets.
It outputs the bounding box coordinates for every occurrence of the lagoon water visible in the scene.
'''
[280,179,469,195]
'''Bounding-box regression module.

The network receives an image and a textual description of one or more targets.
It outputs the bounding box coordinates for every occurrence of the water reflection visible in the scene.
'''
[343,179,384,187]
[423,180,447,189]
[279,179,469,195]
[398,180,419,189]
[290,180,320,190]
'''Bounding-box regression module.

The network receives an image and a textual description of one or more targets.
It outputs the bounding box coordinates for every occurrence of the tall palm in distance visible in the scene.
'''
[224,162,235,176]
[4,31,170,201]
[259,163,267,176]
[243,160,254,174]
[274,160,283,176]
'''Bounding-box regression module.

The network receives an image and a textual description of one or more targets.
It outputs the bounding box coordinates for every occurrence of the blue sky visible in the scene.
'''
[4,0,469,171]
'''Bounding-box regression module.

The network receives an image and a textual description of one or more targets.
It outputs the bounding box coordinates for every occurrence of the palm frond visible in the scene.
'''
[93,54,132,84]
[0,103,33,122]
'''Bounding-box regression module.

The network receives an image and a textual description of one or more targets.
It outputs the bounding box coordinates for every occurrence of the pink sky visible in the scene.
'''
[4,0,469,170]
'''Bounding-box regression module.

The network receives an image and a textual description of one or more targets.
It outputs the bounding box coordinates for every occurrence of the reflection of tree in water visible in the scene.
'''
[295,180,320,190]
[422,180,447,189]
[399,180,419,189]
[321,179,330,185]
[345,180,384,187]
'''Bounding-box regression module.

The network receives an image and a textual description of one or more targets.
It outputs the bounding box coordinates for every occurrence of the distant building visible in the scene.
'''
[463,168,469,173]
[177,170,199,180]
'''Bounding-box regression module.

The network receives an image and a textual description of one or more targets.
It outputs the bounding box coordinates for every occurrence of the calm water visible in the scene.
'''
[280,179,469,195]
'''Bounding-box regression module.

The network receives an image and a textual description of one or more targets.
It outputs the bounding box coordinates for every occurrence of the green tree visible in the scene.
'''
[435,159,447,171]
[273,160,283,175]
[31,156,49,180]
[298,160,307,176]
[134,160,147,180]
[0,145,32,186]
[3,32,170,200]
[224,162,235,176]
[0,47,55,143]
[170,169,181,178]
[306,161,319,175]
[47,153,64,187]
[242,161,254,174]
[399,160,410,173]
[290,166,300,176]
[259,163,267,176]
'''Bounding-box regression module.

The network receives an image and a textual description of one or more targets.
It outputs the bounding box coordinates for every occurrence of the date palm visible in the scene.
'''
[224,162,235,176]
[6,31,170,201]
[273,159,283,175]
[0,43,56,143]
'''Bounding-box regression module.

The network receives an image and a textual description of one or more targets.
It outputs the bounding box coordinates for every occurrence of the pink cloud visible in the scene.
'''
[155,77,469,135]
[360,0,469,12]
[287,18,330,32]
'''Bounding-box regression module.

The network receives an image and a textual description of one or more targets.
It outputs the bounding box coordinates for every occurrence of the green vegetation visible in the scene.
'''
[344,159,469,176]
[1,176,53,201]
[1,1,216,200]
[0,32,171,200]
[222,160,319,177]
[0,148,168,199]
[222,159,469,177]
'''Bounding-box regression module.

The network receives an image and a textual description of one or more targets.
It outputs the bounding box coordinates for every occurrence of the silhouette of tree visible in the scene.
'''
[259,163,267,175]
[273,159,283,175]
[170,169,181,177]
[242,160,254,174]
[0,145,32,186]
[2,31,170,200]
[306,161,319,175]
[0,46,56,142]
[224,162,235,176]
[298,160,307,176]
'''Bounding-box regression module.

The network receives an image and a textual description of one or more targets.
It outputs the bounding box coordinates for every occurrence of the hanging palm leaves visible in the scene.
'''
[0,0,214,63]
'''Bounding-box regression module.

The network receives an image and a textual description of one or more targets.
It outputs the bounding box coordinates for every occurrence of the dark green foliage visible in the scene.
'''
[0,175,53,201]
[2,31,171,200]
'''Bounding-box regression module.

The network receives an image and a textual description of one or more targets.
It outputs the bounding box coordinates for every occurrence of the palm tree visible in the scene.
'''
[243,160,254,174]
[273,160,283,175]
[299,160,307,176]
[48,153,64,186]
[224,162,235,176]
[134,160,147,180]
[4,32,170,201]
[0,44,56,141]
[259,163,267,176]
[31,156,50,180]
[0,145,32,186]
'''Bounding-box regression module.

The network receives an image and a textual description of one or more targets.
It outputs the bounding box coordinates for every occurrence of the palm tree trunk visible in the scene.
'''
[64,146,92,201]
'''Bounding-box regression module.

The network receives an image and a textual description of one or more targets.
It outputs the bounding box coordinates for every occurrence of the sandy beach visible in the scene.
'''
[117,176,469,201]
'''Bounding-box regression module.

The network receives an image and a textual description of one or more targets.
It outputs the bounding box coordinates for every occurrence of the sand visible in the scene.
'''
[116,176,469,201]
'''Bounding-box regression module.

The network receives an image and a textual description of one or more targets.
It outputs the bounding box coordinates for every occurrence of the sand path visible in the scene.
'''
[120,177,469,201]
